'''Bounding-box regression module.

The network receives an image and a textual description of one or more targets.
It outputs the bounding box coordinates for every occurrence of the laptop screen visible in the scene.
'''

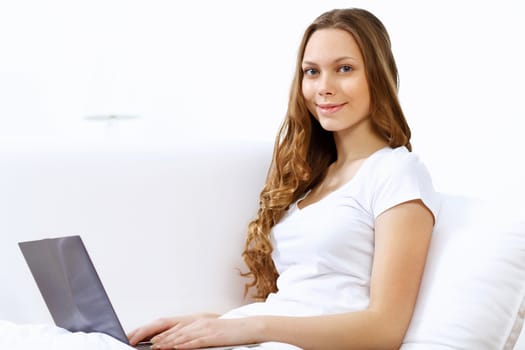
[19,235,130,345]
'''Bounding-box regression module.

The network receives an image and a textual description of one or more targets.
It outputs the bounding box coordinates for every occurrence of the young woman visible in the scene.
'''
[129,8,439,350]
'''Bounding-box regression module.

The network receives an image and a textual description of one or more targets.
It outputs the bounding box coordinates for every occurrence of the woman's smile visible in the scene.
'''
[316,102,347,116]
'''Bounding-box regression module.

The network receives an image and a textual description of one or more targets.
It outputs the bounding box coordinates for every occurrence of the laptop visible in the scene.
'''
[19,235,258,350]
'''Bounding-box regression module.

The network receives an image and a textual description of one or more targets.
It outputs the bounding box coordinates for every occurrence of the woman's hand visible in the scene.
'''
[149,317,260,349]
[127,313,220,346]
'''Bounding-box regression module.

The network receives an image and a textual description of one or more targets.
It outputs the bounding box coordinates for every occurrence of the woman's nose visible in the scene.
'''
[317,74,335,96]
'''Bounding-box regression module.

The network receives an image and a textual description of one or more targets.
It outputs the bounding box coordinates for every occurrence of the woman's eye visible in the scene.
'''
[303,68,318,76]
[339,65,353,73]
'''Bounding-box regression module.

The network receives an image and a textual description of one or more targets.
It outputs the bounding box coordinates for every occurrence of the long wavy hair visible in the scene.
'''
[242,8,412,300]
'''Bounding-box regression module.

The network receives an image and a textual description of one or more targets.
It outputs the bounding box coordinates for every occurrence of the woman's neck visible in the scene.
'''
[332,119,389,165]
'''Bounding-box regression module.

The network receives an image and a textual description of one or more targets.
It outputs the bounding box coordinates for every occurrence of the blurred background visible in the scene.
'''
[1,0,524,197]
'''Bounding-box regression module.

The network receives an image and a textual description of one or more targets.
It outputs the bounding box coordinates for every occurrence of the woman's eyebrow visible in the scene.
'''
[302,56,359,66]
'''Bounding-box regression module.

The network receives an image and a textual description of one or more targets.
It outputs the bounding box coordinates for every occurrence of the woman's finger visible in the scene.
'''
[150,321,185,343]
[154,319,222,349]
[127,318,178,345]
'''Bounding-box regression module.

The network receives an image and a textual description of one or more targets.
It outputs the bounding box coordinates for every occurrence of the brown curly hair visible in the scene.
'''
[241,8,412,300]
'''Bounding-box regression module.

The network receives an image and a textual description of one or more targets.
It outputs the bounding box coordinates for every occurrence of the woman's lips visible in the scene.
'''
[316,103,347,115]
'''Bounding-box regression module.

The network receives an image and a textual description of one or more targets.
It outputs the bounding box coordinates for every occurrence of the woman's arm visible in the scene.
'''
[151,200,434,350]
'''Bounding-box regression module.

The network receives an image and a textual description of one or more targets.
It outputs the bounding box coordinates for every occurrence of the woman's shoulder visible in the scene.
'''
[354,146,440,220]
[367,146,428,178]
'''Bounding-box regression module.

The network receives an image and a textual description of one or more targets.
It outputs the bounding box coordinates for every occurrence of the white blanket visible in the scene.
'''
[0,321,302,349]
[0,321,133,350]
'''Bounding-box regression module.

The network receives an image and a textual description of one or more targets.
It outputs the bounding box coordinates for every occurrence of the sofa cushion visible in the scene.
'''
[402,194,525,349]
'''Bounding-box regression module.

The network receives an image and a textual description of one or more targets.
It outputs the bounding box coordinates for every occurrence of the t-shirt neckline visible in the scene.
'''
[295,146,393,212]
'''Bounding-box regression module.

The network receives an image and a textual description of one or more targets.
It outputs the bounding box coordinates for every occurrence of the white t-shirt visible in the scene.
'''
[223,146,440,319]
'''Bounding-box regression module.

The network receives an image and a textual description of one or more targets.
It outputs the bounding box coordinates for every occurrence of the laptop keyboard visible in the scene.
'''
[135,341,152,349]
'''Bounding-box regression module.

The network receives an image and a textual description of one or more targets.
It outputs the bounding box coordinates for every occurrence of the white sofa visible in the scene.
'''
[1,139,524,349]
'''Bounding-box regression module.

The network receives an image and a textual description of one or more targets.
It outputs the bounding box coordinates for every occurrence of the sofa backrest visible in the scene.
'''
[0,140,272,331]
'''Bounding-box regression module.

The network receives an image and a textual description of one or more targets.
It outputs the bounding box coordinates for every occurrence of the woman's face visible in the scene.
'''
[301,28,371,135]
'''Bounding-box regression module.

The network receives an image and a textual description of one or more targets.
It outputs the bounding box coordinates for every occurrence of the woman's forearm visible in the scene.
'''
[249,310,407,350]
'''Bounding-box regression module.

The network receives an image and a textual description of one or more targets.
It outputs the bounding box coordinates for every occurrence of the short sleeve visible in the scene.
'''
[371,151,440,222]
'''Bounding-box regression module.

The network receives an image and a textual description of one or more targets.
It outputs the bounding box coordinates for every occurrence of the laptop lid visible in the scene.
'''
[19,235,259,350]
[18,235,130,345]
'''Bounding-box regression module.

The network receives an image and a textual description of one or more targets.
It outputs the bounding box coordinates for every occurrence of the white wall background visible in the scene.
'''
[1,0,524,197]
